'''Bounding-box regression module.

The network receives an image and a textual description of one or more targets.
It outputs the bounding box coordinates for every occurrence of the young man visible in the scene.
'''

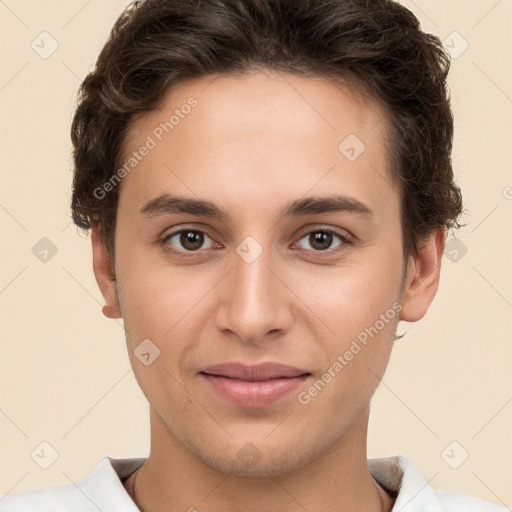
[1,0,507,510]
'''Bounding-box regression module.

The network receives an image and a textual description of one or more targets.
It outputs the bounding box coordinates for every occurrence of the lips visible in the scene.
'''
[199,362,311,408]
[200,362,310,381]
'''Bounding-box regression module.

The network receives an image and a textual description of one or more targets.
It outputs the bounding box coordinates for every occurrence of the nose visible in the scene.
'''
[215,240,294,345]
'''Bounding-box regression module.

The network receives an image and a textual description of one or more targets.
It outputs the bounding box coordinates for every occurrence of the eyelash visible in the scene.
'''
[161,225,353,258]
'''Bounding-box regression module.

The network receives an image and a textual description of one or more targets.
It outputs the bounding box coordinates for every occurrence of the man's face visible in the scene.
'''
[108,70,407,475]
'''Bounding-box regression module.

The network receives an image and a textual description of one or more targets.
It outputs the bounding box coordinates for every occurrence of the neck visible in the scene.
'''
[124,404,395,512]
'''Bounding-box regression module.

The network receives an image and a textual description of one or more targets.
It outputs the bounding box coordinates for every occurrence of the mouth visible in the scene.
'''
[199,362,311,407]
[200,362,310,380]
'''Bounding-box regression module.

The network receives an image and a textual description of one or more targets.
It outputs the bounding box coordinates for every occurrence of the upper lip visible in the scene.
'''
[200,362,310,381]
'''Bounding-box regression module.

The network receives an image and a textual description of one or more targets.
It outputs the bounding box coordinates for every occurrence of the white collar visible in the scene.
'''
[98,454,441,510]
[2,454,506,511]
[368,455,443,511]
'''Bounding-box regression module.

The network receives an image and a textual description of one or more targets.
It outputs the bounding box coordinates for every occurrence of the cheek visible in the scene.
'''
[298,280,399,412]
[117,254,215,363]
[292,249,402,340]
[117,264,200,405]
[290,246,402,395]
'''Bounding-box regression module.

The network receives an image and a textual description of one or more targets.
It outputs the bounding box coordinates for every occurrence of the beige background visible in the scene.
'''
[1,0,511,506]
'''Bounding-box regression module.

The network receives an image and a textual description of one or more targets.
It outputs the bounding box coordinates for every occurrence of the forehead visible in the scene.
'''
[124,69,387,150]
[118,70,397,223]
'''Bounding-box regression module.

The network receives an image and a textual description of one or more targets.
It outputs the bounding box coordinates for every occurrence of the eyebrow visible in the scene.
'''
[139,193,373,221]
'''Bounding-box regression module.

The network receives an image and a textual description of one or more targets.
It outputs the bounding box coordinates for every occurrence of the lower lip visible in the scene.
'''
[200,373,310,407]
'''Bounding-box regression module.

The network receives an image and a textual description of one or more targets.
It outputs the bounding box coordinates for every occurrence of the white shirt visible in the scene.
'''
[0,455,507,511]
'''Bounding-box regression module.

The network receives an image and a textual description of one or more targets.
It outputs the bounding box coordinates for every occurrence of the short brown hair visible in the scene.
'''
[70,0,463,263]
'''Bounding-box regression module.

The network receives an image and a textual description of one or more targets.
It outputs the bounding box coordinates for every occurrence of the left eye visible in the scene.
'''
[295,229,349,252]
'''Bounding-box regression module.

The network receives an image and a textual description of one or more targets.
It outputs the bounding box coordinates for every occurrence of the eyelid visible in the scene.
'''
[295,224,354,243]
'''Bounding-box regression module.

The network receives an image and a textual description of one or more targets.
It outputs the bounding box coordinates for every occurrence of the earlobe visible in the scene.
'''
[399,227,446,323]
[91,226,122,319]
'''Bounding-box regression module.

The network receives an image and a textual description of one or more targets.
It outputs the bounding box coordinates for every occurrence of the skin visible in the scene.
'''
[92,69,445,512]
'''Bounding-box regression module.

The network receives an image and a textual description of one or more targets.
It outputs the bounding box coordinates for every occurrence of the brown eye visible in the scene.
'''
[163,229,216,252]
[295,228,350,253]
[309,231,334,251]
[180,230,204,250]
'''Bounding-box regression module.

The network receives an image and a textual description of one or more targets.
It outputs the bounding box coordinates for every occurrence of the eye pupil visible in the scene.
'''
[310,231,333,251]
[181,231,203,250]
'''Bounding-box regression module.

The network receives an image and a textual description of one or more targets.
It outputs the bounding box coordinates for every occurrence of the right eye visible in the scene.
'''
[162,228,219,255]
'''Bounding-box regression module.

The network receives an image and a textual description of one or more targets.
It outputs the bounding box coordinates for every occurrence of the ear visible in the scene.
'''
[91,225,122,319]
[399,226,446,322]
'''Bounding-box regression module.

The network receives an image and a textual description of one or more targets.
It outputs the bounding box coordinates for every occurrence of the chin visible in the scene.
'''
[181,429,327,478]
[194,448,310,477]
